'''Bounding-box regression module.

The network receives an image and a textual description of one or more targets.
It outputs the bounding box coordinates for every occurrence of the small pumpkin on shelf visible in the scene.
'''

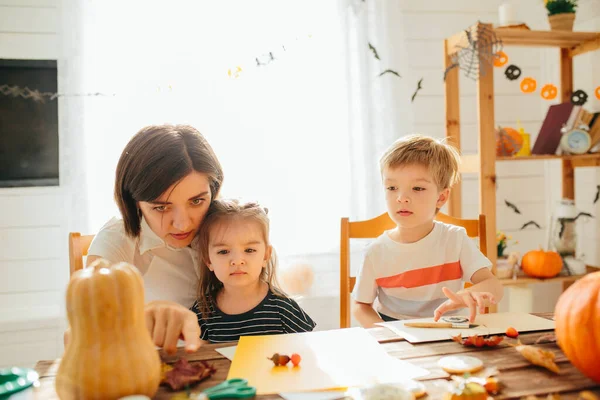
[555,271,600,383]
[521,248,563,278]
[56,259,161,400]
[495,126,523,156]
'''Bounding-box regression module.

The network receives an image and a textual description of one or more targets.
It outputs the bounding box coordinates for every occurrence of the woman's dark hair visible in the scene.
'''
[115,124,224,237]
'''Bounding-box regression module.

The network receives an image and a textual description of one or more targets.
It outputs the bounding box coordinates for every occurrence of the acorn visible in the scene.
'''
[278,355,291,366]
[267,353,280,366]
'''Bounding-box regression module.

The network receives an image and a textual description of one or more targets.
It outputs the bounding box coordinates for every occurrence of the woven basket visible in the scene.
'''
[548,13,576,31]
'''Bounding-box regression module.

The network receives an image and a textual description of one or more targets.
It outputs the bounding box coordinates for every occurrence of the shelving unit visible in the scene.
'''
[443,23,600,289]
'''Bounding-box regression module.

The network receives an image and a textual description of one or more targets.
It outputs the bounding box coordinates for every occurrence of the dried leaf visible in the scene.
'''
[515,344,560,373]
[534,334,557,344]
[579,391,600,400]
[451,333,504,347]
[160,362,174,381]
[161,359,216,391]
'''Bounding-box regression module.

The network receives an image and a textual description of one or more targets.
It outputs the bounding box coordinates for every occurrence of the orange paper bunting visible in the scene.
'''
[541,84,558,100]
[520,77,537,93]
[493,51,508,67]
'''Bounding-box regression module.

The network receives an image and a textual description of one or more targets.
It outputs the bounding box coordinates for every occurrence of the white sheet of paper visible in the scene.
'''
[215,345,237,360]
[376,312,555,343]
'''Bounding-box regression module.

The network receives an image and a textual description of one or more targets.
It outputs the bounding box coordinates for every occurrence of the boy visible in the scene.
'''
[352,135,503,328]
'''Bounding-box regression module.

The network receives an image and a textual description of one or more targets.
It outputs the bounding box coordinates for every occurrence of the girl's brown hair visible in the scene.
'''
[195,199,283,316]
[114,124,224,237]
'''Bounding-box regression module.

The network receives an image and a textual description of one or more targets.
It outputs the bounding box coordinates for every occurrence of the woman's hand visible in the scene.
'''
[433,287,496,323]
[145,300,201,354]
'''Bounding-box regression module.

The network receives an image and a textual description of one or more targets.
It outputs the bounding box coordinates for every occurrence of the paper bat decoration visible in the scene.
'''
[504,199,521,214]
[255,52,275,67]
[368,43,380,60]
[520,220,541,230]
[594,185,600,204]
[378,69,401,78]
[411,78,423,102]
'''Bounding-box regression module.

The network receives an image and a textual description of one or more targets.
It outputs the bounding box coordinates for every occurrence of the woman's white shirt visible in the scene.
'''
[87,217,200,308]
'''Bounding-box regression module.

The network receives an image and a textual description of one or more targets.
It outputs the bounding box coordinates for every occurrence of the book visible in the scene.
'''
[532,102,575,155]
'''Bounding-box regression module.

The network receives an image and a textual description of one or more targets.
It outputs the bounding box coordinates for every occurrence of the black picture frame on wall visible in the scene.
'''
[0,59,59,188]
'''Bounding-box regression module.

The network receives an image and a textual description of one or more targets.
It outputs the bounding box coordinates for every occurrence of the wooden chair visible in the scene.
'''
[339,212,487,328]
[68,232,95,277]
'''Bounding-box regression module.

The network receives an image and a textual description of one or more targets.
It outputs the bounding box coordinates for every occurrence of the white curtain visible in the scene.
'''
[345,0,414,221]
[59,0,357,257]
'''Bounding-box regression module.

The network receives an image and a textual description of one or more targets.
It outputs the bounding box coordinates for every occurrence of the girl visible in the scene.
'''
[85,124,224,353]
[192,199,316,343]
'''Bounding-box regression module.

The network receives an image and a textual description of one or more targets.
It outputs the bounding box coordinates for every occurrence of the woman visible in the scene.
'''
[85,124,224,354]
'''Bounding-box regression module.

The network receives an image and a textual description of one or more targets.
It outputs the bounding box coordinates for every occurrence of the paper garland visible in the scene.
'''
[494,51,599,105]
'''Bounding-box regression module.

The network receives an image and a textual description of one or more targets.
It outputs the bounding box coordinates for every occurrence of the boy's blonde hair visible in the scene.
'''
[380,134,461,190]
[195,198,284,316]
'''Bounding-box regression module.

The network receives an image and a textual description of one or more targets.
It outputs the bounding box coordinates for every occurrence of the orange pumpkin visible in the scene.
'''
[493,51,508,67]
[520,77,537,93]
[521,249,563,278]
[56,259,161,400]
[595,86,600,100]
[496,126,523,156]
[541,84,558,100]
[554,271,600,382]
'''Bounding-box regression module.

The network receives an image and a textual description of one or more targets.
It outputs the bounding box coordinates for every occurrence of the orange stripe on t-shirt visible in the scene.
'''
[375,261,462,288]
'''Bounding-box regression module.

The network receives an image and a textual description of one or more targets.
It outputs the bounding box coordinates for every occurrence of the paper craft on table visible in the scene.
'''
[376,312,555,343]
[215,346,237,361]
[227,328,429,395]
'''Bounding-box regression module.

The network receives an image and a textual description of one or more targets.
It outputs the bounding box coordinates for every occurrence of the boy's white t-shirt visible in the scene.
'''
[352,221,492,319]
[88,217,200,308]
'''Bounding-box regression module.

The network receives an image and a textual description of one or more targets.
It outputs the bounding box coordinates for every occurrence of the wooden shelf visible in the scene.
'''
[460,153,600,174]
[444,22,600,293]
[499,274,585,287]
[447,26,600,56]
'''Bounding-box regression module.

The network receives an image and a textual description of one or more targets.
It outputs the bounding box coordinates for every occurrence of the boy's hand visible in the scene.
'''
[433,287,496,323]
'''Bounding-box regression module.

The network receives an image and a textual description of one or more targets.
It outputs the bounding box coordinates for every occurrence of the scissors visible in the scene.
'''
[174,378,256,400]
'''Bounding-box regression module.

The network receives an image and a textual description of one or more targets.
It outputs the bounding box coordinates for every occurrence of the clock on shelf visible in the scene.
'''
[560,124,592,155]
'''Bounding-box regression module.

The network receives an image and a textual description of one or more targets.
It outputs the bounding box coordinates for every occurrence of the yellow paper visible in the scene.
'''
[227,328,428,395]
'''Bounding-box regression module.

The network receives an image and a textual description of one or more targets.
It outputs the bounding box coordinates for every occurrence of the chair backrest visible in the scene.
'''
[339,212,487,328]
[69,232,95,277]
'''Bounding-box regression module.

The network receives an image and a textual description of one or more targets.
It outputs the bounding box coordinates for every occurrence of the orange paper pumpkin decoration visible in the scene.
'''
[493,51,508,67]
[554,271,600,383]
[520,77,537,93]
[595,86,600,100]
[495,126,523,156]
[541,84,558,100]
[521,249,563,278]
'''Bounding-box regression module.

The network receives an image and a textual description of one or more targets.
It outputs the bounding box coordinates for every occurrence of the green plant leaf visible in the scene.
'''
[545,0,578,16]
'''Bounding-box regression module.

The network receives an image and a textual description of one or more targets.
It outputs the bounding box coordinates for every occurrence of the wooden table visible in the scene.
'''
[33,313,599,399]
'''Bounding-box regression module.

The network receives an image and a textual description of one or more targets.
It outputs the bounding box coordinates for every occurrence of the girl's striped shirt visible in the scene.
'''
[191,290,316,343]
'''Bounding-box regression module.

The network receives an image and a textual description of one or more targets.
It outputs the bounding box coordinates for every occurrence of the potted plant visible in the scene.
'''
[545,0,578,31]
[496,231,519,279]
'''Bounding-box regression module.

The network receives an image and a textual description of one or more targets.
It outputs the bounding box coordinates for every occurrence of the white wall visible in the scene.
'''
[0,0,67,368]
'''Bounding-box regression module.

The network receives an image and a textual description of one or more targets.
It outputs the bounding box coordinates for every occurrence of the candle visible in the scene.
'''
[499,3,516,26]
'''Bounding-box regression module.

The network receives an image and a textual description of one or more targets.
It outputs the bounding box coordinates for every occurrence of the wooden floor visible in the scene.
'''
[33,313,600,399]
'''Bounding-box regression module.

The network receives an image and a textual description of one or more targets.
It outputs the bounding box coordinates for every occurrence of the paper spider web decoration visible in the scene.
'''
[444,24,503,81]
